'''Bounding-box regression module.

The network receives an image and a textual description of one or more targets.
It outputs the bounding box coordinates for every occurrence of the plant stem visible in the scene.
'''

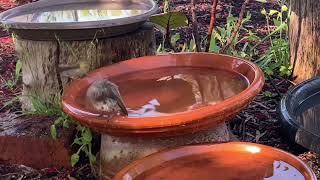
[250,23,286,51]
[191,0,201,52]
[266,74,282,97]
[265,16,273,47]
[205,0,219,52]
[221,0,250,53]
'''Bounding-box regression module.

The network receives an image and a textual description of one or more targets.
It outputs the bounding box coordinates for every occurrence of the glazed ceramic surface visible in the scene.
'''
[114,142,317,180]
[63,53,264,137]
[280,77,320,153]
[0,0,157,40]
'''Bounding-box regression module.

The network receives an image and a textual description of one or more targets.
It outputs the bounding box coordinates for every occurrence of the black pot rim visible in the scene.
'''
[279,76,320,138]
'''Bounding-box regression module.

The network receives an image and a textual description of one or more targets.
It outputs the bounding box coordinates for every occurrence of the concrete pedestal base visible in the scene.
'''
[99,123,231,179]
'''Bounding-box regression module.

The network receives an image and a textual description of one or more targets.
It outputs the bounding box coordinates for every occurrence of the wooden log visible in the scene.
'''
[0,113,75,169]
[14,23,156,110]
[289,0,320,83]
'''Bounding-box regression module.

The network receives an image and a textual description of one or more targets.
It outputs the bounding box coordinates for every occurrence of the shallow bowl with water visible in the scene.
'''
[62,53,264,137]
[0,0,158,40]
[114,142,317,180]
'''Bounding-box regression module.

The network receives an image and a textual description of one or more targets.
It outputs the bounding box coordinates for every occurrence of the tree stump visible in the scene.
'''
[289,0,320,83]
[14,23,156,110]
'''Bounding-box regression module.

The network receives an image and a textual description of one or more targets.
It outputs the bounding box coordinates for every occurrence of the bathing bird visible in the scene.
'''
[86,79,128,116]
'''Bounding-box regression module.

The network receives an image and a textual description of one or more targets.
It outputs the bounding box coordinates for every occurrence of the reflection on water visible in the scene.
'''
[296,93,320,136]
[111,67,248,117]
[10,9,147,23]
[265,161,304,180]
[78,67,249,117]
[134,151,305,180]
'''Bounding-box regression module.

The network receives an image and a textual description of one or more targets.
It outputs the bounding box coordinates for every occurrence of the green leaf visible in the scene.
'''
[71,153,80,167]
[273,19,281,27]
[89,153,96,163]
[263,91,274,98]
[50,125,57,140]
[189,37,196,52]
[181,43,187,52]
[82,128,92,144]
[15,60,22,81]
[73,137,83,145]
[150,12,188,34]
[269,10,279,16]
[255,0,267,3]
[54,117,63,125]
[264,68,274,76]
[63,120,70,128]
[209,35,220,53]
[170,33,180,47]
[157,44,163,54]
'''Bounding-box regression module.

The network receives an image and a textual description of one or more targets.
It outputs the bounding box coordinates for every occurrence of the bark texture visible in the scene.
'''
[14,23,156,110]
[289,0,320,83]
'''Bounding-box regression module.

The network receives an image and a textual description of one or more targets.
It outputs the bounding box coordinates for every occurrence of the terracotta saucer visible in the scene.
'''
[114,142,317,180]
[62,53,265,137]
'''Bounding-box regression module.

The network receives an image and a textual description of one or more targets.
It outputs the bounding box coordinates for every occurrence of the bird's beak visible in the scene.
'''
[116,98,128,116]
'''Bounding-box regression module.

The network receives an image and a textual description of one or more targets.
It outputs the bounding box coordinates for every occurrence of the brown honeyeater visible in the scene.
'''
[86,79,128,116]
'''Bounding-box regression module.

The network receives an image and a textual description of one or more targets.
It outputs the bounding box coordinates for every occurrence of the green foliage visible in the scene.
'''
[150,0,188,51]
[157,33,197,54]
[71,154,80,167]
[209,10,260,59]
[258,38,291,76]
[150,12,188,34]
[26,94,96,167]
[256,4,291,77]
[1,96,20,110]
[2,60,22,91]
[154,1,291,78]
[4,79,16,90]
[71,126,96,167]
[263,91,275,98]
[15,60,22,81]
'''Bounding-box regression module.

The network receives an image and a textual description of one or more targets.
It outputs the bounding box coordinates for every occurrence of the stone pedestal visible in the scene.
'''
[99,123,231,179]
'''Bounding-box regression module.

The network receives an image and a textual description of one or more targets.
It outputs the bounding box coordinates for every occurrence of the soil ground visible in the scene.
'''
[0,0,319,179]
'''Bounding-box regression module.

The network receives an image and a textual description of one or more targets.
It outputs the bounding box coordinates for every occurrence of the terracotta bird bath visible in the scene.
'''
[114,142,317,180]
[62,53,265,178]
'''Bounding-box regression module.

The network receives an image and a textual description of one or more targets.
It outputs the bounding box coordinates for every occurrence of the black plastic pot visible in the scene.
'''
[279,77,320,153]
[0,0,158,40]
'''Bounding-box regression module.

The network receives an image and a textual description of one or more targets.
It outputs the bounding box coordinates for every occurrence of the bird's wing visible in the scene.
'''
[109,85,128,116]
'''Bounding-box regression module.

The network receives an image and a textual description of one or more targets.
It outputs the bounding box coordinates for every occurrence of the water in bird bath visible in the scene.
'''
[10,4,148,23]
[134,152,305,180]
[77,67,249,117]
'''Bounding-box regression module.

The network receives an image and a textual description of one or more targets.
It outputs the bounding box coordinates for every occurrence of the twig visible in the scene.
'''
[221,0,250,53]
[253,101,270,110]
[205,0,219,52]
[191,0,201,52]
[266,74,282,97]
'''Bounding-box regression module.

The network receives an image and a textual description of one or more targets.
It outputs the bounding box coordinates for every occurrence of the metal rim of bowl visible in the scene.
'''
[0,0,158,30]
